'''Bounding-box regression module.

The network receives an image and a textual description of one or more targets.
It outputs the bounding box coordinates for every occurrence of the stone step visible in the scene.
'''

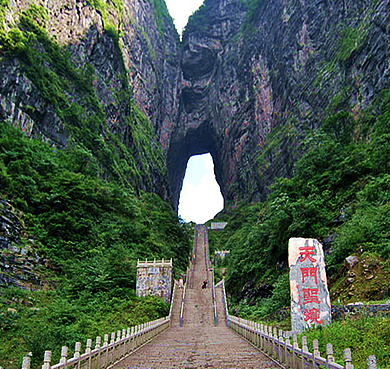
[112,225,277,369]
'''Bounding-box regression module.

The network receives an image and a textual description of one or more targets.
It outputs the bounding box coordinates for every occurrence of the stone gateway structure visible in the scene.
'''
[136,259,173,303]
[289,238,331,333]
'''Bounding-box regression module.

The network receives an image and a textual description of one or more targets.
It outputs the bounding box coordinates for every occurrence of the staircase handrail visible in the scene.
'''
[180,279,187,326]
[226,312,377,369]
[168,283,177,321]
[21,316,171,369]
[221,280,229,322]
[219,277,377,369]
[19,282,180,369]
[211,268,218,325]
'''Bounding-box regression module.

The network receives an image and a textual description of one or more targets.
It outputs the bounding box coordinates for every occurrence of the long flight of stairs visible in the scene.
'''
[112,225,281,368]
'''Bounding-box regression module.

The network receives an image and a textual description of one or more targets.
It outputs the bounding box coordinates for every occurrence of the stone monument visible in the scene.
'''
[136,259,172,303]
[289,238,331,332]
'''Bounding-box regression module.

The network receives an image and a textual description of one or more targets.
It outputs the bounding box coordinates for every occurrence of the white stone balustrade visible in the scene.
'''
[19,285,177,369]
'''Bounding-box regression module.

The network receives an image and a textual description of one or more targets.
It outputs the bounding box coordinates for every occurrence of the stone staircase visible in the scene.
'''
[112,225,281,369]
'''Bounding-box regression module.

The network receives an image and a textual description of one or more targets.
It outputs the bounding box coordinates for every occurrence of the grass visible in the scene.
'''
[0,287,169,369]
[298,316,390,368]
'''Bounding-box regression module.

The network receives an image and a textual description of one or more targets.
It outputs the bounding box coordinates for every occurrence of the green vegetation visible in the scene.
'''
[87,0,123,33]
[335,25,367,62]
[150,0,177,38]
[209,90,390,367]
[0,4,190,368]
[298,316,390,368]
[182,4,210,37]
[0,113,191,369]
[0,3,166,192]
[0,287,169,369]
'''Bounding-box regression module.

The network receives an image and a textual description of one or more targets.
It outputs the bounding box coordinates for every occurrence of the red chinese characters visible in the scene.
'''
[298,244,323,326]
[300,267,318,284]
[299,246,317,263]
[302,288,320,304]
[303,308,324,324]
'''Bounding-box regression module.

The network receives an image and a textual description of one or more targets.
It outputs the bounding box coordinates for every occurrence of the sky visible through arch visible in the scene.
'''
[164,1,223,223]
[178,154,224,224]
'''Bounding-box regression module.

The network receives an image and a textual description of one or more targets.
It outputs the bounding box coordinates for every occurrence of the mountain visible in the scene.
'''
[174,0,390,208]
[1,0,390,366]
[2,0,390,209]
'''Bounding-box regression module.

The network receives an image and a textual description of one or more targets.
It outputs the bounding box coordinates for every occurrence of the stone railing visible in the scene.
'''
[18,285,177,369]
[211,268,218,325]
[180,279,187,327]
[222,282,378,369]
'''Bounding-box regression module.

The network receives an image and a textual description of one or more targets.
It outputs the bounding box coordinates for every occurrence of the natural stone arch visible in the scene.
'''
[166,119,224,213]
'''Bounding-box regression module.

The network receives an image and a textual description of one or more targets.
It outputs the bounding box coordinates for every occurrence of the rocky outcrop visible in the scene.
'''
[167,0,390,210]
[0,200,47,289]
[0,0,180,199]
[1,0,389,211]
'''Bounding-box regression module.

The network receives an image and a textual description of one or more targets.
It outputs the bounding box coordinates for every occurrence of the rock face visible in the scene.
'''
[0,0,180,199]
[1,0,390,211]
[0,200,45,288]
[168,0,390,210]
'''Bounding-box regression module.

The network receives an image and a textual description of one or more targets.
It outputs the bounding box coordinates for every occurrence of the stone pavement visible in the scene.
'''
[112,225,282,369]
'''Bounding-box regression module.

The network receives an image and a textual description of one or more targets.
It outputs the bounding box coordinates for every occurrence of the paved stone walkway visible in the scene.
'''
[113,225,281,368]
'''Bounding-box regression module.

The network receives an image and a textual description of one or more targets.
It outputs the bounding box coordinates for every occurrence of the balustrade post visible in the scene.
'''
[74,343,81,358]
[110,332,115,345]
[22,356,30,369]
[255,323,260,347]
[327,344,335,364]
[293,334,298,349]
[268,326,273,355]
[102,334,109,368]
[116,330,121,342]
[260,324,265,351]
[313,339,320,358]
[95,336,101,349]
[344,348,353,369]
[264,326,269,354]
[86,339,92,354]
[103,334,109,347]
[42,351,51,369]
[285,332,291,368]
[292,334,299,369]
[302,336,309,368]
[302,337,308,353]
[135,325,140,347]
[130,326,135,351]
[272,327,278,360]
[60,347,68,364]
[367,356,376,369]
[279,330,285,363]
[142,324,146,343]
[286,333,291,346]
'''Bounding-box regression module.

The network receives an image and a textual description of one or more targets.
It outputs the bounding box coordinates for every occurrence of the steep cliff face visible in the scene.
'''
[0,0,181,288]
[0,0,180,197]
[166,0,248,210]
[168,0,390,210]
[1,0,390,212]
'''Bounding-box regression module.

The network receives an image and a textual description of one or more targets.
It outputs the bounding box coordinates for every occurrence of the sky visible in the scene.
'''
[178,154,224,224]
[163,1,223,224]
[165,0,205,35]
